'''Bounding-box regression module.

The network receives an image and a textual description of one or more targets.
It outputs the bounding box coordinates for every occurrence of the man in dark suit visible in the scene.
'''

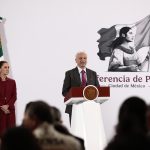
[62,51,100,124]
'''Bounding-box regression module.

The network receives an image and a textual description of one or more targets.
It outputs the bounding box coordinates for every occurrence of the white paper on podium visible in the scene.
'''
[70,101,106,150]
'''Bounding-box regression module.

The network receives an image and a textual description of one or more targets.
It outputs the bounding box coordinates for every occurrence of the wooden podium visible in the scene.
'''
[64,86,110,150]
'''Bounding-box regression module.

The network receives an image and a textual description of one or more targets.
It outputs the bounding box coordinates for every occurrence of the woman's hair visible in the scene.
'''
[116,96,147,135]
[24,101,54,124]
[0,61,8,68]
[111,27,131,49]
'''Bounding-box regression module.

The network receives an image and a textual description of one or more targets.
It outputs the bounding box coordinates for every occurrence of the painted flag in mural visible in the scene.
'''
[97,15,150,60]
[0,17,4,61]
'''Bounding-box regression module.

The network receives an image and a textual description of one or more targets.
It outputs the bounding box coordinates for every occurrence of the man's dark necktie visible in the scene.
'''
[81,70,86,87]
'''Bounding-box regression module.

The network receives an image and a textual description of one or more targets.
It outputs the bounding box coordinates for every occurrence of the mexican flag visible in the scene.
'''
[0,37,3,60]
[0,17,4,61]
[97,15,150,60]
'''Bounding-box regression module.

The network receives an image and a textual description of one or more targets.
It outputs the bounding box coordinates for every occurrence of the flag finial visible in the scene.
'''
[0,17,3,22]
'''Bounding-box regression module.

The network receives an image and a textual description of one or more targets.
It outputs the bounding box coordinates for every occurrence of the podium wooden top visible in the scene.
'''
[64,86,110,102]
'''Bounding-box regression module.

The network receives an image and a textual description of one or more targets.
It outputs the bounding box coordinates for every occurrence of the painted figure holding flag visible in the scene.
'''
[97,15,150,72]
[108,27,150,72]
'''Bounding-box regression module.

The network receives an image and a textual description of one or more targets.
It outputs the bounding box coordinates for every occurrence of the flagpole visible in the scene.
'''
[147,47,150,72]
[0,16,4,61]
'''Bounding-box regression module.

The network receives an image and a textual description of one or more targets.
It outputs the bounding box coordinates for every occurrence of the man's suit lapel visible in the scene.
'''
[86,68,94,85]
[86,69,90,85]
[73,67,81,86]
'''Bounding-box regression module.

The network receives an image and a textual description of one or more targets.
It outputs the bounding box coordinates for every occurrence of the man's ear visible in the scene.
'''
[75,58,77,63]
[122,33,125,37]
[31,116,39,129]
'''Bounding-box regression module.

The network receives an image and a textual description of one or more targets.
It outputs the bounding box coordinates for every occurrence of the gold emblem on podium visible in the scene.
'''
[83,85,99,100]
